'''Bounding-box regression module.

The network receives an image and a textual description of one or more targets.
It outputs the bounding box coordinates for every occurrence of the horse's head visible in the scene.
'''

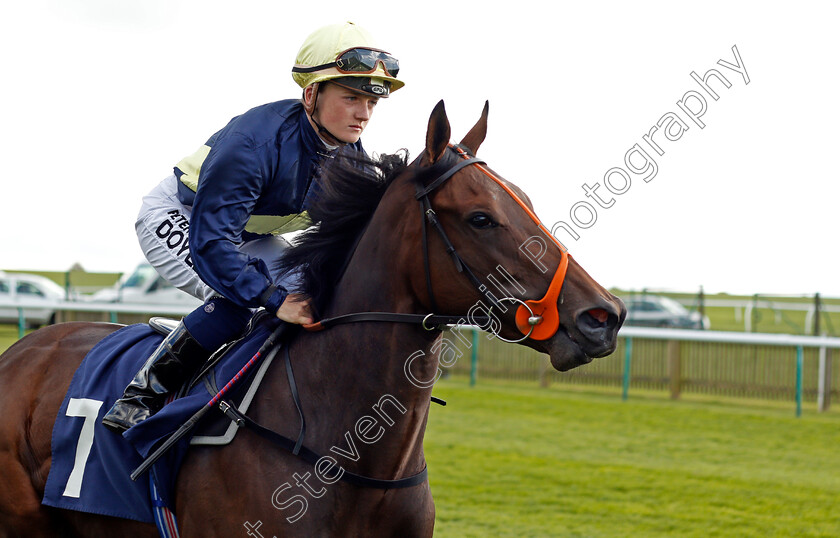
[403,100,626,371]
[286,100,624,371]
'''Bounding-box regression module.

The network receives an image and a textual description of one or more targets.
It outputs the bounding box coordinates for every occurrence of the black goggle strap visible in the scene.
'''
[292,63,332,73]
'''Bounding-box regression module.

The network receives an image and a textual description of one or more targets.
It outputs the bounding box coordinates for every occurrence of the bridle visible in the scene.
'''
[304,143,571,343]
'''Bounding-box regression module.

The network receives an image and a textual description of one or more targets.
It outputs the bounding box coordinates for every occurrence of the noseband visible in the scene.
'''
[306,144,570,343]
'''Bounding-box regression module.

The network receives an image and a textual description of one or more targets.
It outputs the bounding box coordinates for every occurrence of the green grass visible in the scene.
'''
[701,304,840,335]
[426,377,840,537]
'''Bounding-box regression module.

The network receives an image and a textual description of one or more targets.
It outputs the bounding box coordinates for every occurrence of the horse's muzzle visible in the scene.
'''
[573,299,626,356]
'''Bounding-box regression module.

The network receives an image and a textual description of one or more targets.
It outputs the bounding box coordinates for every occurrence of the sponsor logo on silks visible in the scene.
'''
[156,210,193,268]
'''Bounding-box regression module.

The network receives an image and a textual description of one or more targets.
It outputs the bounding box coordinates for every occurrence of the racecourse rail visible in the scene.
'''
[2,298,838,416]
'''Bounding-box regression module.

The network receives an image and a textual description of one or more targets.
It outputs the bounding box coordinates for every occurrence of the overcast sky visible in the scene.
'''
[1,1,838,297]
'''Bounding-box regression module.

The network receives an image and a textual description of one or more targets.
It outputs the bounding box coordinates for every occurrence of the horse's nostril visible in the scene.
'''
[577,308,618,343]
[587,308,608,324]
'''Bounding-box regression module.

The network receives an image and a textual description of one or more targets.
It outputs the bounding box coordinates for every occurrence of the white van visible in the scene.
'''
[90,263,202,308]
[0,272,66,327]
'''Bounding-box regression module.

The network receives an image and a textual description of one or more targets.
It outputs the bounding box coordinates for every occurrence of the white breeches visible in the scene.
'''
[135,175,298,302]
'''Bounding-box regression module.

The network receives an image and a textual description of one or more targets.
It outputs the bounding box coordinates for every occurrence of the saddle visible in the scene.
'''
[146,316,279,446]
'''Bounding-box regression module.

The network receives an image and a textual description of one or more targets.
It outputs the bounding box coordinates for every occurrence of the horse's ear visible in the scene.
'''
[459,101,489,154]
[424,100,451,165]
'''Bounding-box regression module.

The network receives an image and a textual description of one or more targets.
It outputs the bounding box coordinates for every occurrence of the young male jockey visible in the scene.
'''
[102,22,404,433]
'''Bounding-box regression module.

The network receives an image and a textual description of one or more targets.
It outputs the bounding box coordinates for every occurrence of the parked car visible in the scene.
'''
[623,295,707,329]
[89,263,202,308]
[0,272,66,327]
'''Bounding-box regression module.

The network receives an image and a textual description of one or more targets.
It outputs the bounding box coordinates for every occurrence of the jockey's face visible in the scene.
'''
[305,82,379,144]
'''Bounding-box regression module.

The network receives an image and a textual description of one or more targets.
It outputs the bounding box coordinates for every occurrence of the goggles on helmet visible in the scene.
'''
[293,48,400,78]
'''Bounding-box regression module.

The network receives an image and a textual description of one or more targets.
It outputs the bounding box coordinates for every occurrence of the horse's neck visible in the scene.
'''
[261,247,438,478]
[280,319,438,484]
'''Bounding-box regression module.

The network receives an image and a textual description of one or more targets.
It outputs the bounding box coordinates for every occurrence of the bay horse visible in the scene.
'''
[0,101,625,537]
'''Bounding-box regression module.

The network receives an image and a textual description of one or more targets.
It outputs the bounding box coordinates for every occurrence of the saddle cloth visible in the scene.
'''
[42,316,282,523]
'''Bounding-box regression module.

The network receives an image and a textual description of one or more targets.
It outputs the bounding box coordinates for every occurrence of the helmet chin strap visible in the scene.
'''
[305,83,345,147]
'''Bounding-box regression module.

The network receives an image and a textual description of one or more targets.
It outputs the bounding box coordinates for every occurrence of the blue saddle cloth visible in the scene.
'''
[42,317,281,523]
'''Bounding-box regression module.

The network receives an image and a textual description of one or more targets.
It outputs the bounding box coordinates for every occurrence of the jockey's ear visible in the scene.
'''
[424,100,451,165]
[302,83,319,115]
[460,101,489,154]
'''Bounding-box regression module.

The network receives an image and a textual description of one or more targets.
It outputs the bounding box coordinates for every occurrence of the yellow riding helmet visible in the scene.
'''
[292,22,404,97]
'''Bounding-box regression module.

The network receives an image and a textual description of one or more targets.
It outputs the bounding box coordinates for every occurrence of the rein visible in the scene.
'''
[304,312,488,332]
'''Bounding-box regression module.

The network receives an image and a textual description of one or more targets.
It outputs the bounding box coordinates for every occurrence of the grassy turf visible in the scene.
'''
[426,377,840,537]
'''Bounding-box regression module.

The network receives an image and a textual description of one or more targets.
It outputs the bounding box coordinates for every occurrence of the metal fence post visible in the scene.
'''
[813,293,821,336]
[817,346,827,412]
[622,337,632,401]
[17,307,25,339]
[795,345,803,417]
[824,348,832,411]
[668,340,681,399]
[469,328,478,387]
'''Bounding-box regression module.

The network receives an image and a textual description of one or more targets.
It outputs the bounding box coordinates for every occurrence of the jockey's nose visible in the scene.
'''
[356,101,373,121]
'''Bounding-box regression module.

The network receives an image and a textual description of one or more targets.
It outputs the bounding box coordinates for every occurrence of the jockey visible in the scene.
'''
[102,21,404,433]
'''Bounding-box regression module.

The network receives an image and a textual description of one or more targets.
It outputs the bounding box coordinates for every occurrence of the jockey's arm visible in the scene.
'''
[189,132,289,316]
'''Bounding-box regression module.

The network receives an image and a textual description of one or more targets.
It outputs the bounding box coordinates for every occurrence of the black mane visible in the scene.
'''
[277,148,409,315]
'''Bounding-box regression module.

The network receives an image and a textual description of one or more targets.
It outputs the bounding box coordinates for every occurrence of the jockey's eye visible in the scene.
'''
[468,212,497,229]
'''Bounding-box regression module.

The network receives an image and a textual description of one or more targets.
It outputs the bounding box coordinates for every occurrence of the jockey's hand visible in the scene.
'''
[276,293,315,325]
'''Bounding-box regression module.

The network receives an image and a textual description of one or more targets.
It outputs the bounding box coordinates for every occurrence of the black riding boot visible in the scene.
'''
[101,321,210,433]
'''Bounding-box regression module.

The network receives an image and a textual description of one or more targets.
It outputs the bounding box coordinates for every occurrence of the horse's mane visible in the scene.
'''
[278,148,410,315]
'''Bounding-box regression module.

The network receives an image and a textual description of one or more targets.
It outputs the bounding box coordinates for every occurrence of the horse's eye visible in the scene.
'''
[468,213,497,229]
